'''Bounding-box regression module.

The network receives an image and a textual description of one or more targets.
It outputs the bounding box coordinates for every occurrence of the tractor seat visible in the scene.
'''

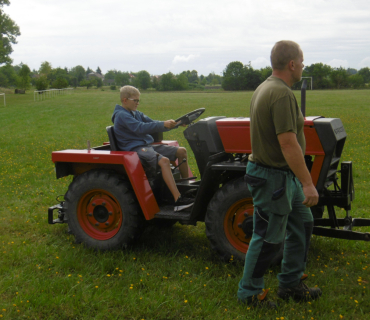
[106,126,119,151]
[106,125,159,179]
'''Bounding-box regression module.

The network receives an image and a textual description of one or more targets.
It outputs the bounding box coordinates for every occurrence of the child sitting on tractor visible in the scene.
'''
[112,85,194,212]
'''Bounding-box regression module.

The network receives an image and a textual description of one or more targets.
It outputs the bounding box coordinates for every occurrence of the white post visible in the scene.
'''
[301,77,313,90]
[0,93,5,106]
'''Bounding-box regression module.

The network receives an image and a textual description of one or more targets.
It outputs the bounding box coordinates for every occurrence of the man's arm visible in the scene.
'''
[278,132,319,207]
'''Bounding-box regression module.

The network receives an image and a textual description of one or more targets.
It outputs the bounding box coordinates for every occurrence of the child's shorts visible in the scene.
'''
[132,144,179,171]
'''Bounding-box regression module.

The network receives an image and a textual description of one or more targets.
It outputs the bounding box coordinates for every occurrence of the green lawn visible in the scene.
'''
[0,88,369,319]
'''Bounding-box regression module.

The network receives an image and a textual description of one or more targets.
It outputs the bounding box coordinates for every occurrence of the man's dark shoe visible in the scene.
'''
[277,280,322,301]
[240,289,277,309]
[174,195,194,212]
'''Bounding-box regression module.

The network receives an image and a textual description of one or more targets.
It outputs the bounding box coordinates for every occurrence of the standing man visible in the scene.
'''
[237,41,321,308]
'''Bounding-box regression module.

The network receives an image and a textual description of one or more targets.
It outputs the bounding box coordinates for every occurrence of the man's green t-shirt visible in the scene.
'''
[248,76,305,169]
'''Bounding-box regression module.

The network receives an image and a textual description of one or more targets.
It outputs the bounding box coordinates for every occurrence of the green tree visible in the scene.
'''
[173,73,189,90]
[260,66,272,81]
[0,1,21,65]
[35,75,49,91]
[358,67,370,83]
[70,65,85,85]
[151,76,159,89]
[206,72,222,85]
[242,63,262,90]
[80,79,93,89]
[17,63,31,90]
[52,76,69,89]
[48,67,69,84]
[159,72,175,91]
[96,77,103,88]
[347,68,357,75]
[0,63,17,86]
[348,74,364,89]
[86,67,93,76]
[104,70,116,80]
[304,63,332,89]
[96,66,102,75]
[39,61,52,76]
[222,61,245,90]
[115,71,130,86]
[133,70,151,89]
[330,67,349,89]
[0,69,8,87]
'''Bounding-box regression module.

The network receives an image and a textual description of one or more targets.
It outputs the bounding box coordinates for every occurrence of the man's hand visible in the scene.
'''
[164,120,177,129]
[278,132,319,207]
[302,183,319,207]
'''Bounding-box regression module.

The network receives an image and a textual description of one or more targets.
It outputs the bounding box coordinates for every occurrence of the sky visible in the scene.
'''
[4,0,370,76]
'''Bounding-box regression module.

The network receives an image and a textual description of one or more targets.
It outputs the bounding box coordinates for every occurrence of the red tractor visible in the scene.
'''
[48,93,370,261]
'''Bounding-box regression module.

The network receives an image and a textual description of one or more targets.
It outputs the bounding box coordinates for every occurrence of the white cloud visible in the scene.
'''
[250,57,270,69]
[172,55,200,64]
[358,57,370,69]
[5,0,370,75]
[327,59,349,69]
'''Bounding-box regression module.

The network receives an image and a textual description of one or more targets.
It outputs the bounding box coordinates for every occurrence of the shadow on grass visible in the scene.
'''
[135,222,219,262]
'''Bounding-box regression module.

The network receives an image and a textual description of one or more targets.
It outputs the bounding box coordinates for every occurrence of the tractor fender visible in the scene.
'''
[52,149,159,220]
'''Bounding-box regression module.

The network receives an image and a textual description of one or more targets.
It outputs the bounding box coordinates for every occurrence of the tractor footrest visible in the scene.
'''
[154,205,192,221]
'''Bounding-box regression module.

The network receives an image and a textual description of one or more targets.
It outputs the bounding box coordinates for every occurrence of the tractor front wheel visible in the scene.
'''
[205,177,283,265]
[205,177,254,261]
[64,170,145,250]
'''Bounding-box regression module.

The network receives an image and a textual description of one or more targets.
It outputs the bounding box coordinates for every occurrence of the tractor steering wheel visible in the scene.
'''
[174,108,205,128]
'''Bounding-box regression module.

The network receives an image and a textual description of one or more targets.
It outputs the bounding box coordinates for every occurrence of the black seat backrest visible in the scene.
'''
[106,126,119,151]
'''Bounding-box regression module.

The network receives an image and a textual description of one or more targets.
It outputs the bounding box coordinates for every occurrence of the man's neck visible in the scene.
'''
[272,70,293,87]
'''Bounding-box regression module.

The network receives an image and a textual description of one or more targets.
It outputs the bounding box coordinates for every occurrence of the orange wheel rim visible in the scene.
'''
[223,198,254,254]
[77,189,122,240]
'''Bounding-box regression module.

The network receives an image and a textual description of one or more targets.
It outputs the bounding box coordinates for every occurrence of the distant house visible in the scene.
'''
[88,72,104,80]
[104,78,115,86]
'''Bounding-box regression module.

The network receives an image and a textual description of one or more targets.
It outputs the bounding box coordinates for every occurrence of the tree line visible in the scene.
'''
[222,61,370,90]
[0,60,223,92]
[2,60,370,93]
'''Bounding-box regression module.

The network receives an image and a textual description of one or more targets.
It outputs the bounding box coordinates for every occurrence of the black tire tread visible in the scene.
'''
[64,169,145,251]
[205,177,249,262]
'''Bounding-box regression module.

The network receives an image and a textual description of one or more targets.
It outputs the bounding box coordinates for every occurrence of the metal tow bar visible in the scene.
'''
[48,203,65,224]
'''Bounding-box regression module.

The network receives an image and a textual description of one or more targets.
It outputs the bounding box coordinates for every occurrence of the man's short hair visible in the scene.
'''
[270,40,301,70]
[120,85,140,100]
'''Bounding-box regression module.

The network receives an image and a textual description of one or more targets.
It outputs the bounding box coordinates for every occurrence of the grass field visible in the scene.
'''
[0,88,369,319]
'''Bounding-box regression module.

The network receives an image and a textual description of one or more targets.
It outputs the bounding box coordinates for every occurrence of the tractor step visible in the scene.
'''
[154,205,192,221]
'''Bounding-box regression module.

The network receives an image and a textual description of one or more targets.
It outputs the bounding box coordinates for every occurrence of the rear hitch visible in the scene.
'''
[48,195,66,224]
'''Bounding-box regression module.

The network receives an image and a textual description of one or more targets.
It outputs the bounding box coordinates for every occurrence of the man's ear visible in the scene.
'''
[289,60,295,71]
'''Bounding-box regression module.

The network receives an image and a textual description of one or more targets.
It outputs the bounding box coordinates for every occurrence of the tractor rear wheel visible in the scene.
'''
[205,177,283,265]
[64,169,145,250]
